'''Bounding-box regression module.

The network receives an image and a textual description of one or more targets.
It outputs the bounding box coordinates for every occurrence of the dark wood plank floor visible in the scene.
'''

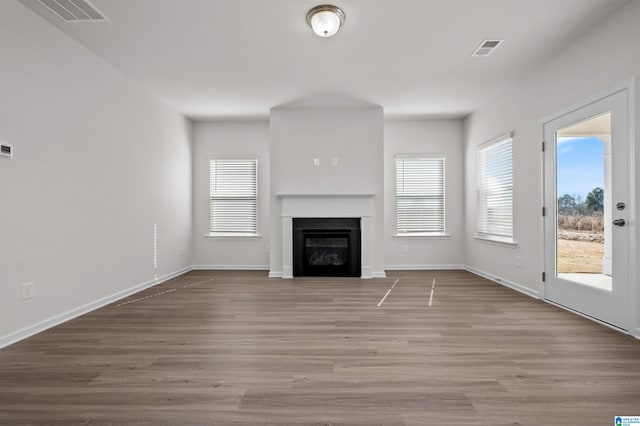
[1,270,639,425]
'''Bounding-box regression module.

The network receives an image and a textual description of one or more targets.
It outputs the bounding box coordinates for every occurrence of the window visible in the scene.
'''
[477,135,513,243]
[209,158,258,236]
[395,155,445,235]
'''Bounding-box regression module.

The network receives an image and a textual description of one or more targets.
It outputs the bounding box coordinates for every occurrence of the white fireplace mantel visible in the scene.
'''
[278,194,375,279]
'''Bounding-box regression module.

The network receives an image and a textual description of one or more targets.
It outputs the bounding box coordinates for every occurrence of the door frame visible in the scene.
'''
[538,79,636,335]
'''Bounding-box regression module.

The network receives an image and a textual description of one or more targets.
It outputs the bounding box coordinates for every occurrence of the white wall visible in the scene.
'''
[464,1,640,326]
[384,119,465,269]
[269,104,385,276]
[192,116,464,274]
[0,1,193,346]
[192,121,270,268]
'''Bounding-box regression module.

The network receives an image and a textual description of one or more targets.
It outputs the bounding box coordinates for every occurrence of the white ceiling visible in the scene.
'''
[19,0,630,119]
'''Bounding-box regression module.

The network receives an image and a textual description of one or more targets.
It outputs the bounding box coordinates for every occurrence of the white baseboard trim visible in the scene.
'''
[361,266,373,279]
[635,327,640,340]
[384,264,465,270]
[371,271,387,278]
[0,266,192,350]
[192,265,270,270]
[464,265,540,299]
[268,271,282,278]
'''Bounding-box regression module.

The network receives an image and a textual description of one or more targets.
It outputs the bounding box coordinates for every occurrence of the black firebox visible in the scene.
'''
[293,218,361,277]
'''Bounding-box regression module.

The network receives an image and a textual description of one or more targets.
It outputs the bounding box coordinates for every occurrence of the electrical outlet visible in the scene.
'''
[313,157,320,166]
[515,256,522,268]
[21,282,34,300]
[331,157,338,167]
[403,244,409,253]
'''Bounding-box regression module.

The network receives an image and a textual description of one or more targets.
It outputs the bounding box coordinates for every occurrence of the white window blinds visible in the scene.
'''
[396,156,445,234]
[477,136,513,240]
[209,159,258,235]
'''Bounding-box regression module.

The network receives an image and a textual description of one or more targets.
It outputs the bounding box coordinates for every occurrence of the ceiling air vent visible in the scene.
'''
[471,39,503,57]
[39,0,107,22]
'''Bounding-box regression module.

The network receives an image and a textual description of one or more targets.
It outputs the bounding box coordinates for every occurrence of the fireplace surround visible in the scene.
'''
[277,194,375,278]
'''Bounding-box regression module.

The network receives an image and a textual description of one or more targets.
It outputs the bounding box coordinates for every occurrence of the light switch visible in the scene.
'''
[331,157,338,167]
[313,158,320,166]
[515,256,522,268]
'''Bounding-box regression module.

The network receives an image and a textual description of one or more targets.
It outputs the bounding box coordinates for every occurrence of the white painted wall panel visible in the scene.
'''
[192,121,270,268]
[269,105,385,277]
[383,119,465,269]
[0,1,193,343]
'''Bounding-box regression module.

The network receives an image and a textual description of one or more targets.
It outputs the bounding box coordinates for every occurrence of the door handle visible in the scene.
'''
[612,219,625,226]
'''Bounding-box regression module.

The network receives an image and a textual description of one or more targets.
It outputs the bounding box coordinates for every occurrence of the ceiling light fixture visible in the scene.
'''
[306,5,345,38]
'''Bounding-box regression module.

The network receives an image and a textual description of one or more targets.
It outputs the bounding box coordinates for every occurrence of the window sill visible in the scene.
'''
[474,235,517,248]
[393,232,451,239]
[205,233,262,239]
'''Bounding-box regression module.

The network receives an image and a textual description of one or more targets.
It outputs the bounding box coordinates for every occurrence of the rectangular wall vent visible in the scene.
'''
[471,39,503,57]
[39,0,108,22]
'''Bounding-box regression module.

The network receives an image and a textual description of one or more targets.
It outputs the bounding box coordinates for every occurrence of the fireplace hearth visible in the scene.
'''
[293,218,361,277]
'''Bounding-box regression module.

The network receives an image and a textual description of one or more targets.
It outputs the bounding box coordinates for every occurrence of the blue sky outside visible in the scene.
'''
[556,136,604,201]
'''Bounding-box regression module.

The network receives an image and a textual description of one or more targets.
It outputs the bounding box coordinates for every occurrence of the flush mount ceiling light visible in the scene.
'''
[306,5,345,38]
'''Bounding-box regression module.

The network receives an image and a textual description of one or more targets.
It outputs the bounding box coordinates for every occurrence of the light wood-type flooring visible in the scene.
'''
[1,270,639,425]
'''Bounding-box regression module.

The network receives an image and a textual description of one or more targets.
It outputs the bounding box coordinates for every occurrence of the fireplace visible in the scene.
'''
[293,218,361,277]
[276,194,376,279]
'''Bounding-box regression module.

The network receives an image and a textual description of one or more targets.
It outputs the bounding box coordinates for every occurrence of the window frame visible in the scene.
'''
[394,154,448,237]
[475,134,516,247]
[208,157,260,238]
